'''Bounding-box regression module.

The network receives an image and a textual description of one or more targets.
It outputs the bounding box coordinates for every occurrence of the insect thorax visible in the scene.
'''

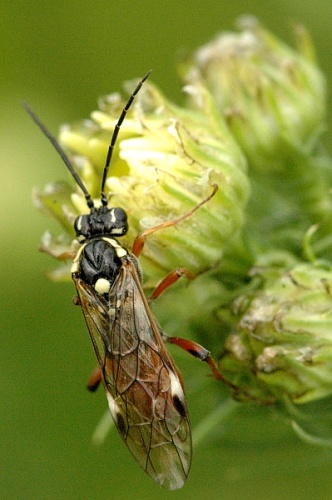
[71,236,129,295]
[71,205,130,295]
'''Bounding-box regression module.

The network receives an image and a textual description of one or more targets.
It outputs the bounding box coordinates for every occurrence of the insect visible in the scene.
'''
[24,72,227,489]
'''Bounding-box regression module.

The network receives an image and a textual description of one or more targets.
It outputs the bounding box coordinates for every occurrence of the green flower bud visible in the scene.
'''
[181,18,332,259]
[35,77,249,283]
[219,261,332,404]
[181,17,326,172]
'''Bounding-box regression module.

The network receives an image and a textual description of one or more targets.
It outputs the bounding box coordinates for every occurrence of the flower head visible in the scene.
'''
[181,17,326,172]
[35,77,249,284]
[219,261,332,404]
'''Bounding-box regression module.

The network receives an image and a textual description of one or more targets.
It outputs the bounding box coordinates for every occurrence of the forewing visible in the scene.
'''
[73,259,192,490]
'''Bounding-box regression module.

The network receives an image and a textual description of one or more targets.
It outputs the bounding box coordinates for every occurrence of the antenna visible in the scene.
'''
[23,70,152,211]
[100,70,151,206]
[23,101,94,209]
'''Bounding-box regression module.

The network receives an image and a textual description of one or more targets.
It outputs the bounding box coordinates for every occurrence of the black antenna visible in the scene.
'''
[100,70,152,206]
[23,101,95,209]
[23,70,151,211]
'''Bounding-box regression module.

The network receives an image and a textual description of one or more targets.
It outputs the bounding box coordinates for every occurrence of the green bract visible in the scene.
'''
[181,18,332,261]
[181,16,326,172]
[219,262,332,404]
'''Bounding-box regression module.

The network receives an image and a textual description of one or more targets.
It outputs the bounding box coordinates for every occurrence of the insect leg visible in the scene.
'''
[164,335,238,390]
[150,268,238,390]
[150,268,195,300]
[144,230,236,389]
[57,251,77,260]
[132,184,218,257]
[73,296,81,306]
[164,335,273,402]
[87,366,102,392]
[40,244,77,261]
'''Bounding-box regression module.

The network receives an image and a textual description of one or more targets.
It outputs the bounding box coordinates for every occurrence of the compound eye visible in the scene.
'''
[114,207,128,234]
[105,208,128,235]
[74,214,90,239]
[113,208,127,226]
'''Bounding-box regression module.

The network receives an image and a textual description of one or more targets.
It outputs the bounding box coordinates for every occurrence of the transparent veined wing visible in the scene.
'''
[73,255,192,490]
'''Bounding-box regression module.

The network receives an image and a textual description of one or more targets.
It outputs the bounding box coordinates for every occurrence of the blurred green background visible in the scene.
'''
[3,1,332,499]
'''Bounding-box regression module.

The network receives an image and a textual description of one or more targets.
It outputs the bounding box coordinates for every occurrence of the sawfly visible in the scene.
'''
[24,71,226,490]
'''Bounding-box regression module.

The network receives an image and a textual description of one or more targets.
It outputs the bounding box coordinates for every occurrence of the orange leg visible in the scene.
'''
[150,268,195,300]
[56,251,77,261]
[166,336,238,389]
[87,367,102,392]
[132,184,218,258]
[149,268,232,386]
[40,242,77,261]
